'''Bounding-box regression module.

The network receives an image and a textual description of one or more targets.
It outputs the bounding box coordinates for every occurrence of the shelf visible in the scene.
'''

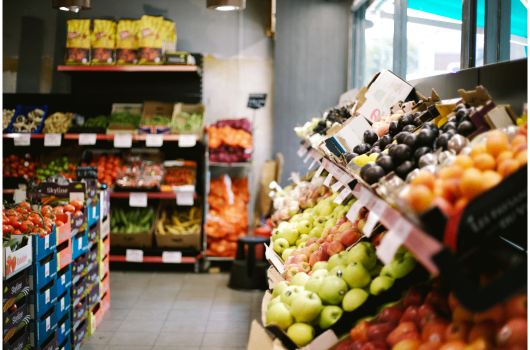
[3,189,16,194]
[205,256,235,261]
[3,133,200,142]
[57,65,198,72]
[209,162,252,168]
[109,192,197,199]
[109,247,200,264]
[109,255,197,264]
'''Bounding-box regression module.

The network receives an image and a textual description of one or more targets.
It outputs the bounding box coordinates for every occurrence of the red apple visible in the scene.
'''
[424,291,450,316]
[505,295,527,319]
[400,306,419,325]
[336,217,348,226]
[317,237,326,244]
[438,341,467,350]
[421,319,449,343]
[371,231,385,248]
[380,307,404,325]
[417,342,443,350]
[403,287,424,308]
[340,228,363,247]
[418,304,439,329]
[496,318,527,347]
[474,303,505,325]
[452,306,474,323]
[360,341,388,350]
[291,255,308,264]
[352,341,368,350]
[320,242,329,255]
[463,338,491,350]
[327,240,345,256]
[468,321,496,344]
[444,322,471,342]
[306,238,317,247]
[309,250,329,267]
[334,232,343,241]
[393,339,422,350]
[321,228,331,239]
[295,262,311,273]
[330,225,340,236]
[386,322,419,347]
[367,323,395,343]
[337,341,356,350]
[351,320,371,342]
[326,234,335,243]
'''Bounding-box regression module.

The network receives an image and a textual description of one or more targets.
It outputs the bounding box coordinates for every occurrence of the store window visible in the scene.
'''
[406,0,463,80]
[364,0,394,85]
[509,0,528,61]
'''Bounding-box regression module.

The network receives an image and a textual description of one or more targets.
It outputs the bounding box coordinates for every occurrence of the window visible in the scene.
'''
[509,0,528,61]
[364,0,394,85]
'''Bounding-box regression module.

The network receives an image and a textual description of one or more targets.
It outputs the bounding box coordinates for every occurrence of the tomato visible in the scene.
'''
[71,199,83,211]
[28,213,42,227]
[44,218,53,227]
[9,216,21,229]
[44,213,56,221]
[3,225,13,236]
[20,220,33,233]
[56,220,64,227]
[54,206,64,214]
[5,209,16,216]
[73,210,83,217]
[9,155,16,162]
[41,205,52,212]
[19,202,30,208]
[13,229,21,235]
[63,204,75,213]
[3,215,9,224]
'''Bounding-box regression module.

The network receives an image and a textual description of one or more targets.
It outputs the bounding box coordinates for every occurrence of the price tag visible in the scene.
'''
[146,134,163,147]
[129,193,147,207]
[62,274,65,284]
[297,145,308,157]
[46,317,50,331]
[14,190,26,204]
[14,134,30,146]
[323,174,333,187]
[44,133,61,147]
[334,186,351,204]
[340,174,353,185]
[346,197,366,222]
[331,180,343,192]
[78,237,82,250]
[303,154,312,164]
[363,199,387,236]
[114,134,132,148]
[178,134,197,148]
[176,192,194,206]
[44,263,49,277]
[289,172,301,185]
[126,249,143,262]
[308,158,318,170]
[162,251,182,263]
[377,219,413,265]
[311,165,325,184]
[61,297,64,310]
[62,324,65,333]
[45,289,50,303]
[44,235,49,249]
[79,133,97,145]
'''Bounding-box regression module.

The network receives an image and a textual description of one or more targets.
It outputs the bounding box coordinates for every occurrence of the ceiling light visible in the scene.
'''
[207,0,245,11]
[52,0,91,12]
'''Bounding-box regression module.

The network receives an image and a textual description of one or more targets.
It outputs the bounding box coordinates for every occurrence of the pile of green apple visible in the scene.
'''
[266,242,418,347]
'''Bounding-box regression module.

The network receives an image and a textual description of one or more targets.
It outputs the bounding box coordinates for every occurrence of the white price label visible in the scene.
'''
[78,237,82,250]
[46,316,50,331]
[79,133,97,145]
[44,133,61,147]
[146,134,163,147]
[162,251,182,263]
[331,180,343,192]
[114,134,132,148]
[363,199,387,236]
[61,297,64,310]
[308,158,318,170]
[45,289,50,303]
[44,234,49,249]
[334,186,351,204]
[377,219,413,265]
[297,145,308,157]
[62,323,65,333]
[289,172,301,185]
[62,274,65,284]
[14,189,26,204]
[178,134,197,148]
[346,197,366,222]
[44,263,49,277]
[176,192,194,206]
[323,174,333,187]
[14,134,30,146]
[340,174,353,186]
[129,192,148,207]
[311,165,325,184]
[126,249,143,262]
[303,154,312,164]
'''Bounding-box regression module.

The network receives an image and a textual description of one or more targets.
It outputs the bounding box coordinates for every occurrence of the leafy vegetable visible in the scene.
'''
[83,115,109,128]
[109,112,142,128]
[172,112,203,132]
[140,115,171,126]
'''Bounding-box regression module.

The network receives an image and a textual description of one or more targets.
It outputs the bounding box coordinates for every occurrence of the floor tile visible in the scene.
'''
[161,320,207,333]
[209,310,250,322]
[166,309,210,321]
[84,331,115,345]
[154,332,204,347]
[117,318,164,332]
[126,308,169,321]
[171,299,212,310]
[201,333,249,348]
[205,320,250,334]
[153,348,200,350]
[103,309,130,320]
[96,319,123,332]
[84,346,152,350]
[108,332,159,346]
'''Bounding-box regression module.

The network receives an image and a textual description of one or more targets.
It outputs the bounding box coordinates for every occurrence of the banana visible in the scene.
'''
[157,220,166,235]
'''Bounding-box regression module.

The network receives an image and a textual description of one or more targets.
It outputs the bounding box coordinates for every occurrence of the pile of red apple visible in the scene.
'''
[338,282,527,350]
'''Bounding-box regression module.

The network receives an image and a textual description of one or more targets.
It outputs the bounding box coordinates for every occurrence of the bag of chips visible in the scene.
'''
[116,19,139,65]
[91,20,116,65]
[162,20,177,54]
[65,19,91,65]
[138,15,164,64]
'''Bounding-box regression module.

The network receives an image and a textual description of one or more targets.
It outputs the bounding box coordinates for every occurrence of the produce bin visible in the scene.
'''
[29,305,57,348]
[29,279,57,319]
[3,237,33,280]
[56,265,72,298]
[3,295,29,345]
[56,287,70,322]
[7,105,48,133]
[109,203,159,248]
[29,251,57,291]
[57,312,71,349]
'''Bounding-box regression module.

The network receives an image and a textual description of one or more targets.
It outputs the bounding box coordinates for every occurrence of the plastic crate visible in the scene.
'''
[7,105,48,133]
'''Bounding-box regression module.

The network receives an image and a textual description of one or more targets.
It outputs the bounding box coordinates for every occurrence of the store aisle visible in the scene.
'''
[83,271,263,350]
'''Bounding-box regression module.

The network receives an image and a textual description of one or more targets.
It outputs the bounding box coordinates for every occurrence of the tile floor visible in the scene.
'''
[84,271,263,350]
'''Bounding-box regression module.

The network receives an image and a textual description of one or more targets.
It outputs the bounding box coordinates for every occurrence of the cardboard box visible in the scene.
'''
[171,103,205,135]
[29,251,57,291]
[87,243,98,269]
[56,213,72,245]
[57,238,72,271]
[71,275,87,307]
[84,179,100,227]
[3,295,29,344]
[98,189,111,219]
[71,230,88,260]
[59,334,71,350]
[56,287,71,322]
[138,101,173,134]
[22,231,56,264]
[322,116,374,156]
[71,318,87,350]
[100,290,110,315]
[30,305,57,348]
[71,295,87,330]
[154,199,201,250]
[71,252,87,285]
[99,273,109,297]
[100,214,110,240]
[87,223,99,252]
[3,237,33,280]
[86,259,99,289]
[56,265,72,298]
[99,255,109,279]
[87,283,100,309]
[57,312,71,349]
[98,234,110,261]
[88,302,103,336]
[30,278,57,319]
[4,326,29,350]
[3,268,29,319]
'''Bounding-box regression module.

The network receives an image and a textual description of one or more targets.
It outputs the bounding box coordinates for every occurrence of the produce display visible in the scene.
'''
[295,118,324,139]
[82,115,109,128]
[3,154,37,180]
[3,109,15,131]
[139,115,171,126]
[108,111,142,129]
[3,201,69,239]
[42,112,75,133]
[162,162,196,188]
[115,157,163,190]
[157,205,200,235]
[111,206,155,233]
[206,176,249,257]
[208,118,253,163]
[172,111,204,132]
[82,153,123,188]
[36,157,77,182]
[9,108,45,133]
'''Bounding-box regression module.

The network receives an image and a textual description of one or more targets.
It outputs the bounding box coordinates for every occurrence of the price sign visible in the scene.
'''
[45,235,49,249]
[61,274,65,284]
[114,134,132,148]
[347,197,366,222]
[162,251,182,263]
[297,145,308,157]
[308,158,318,170]
[44,133,61,147]
[126,249,143,262]
[62,324,65,333]
[146,134,163,147]
[303,154,312,164]
[363,199,387,236]
[331,180,343,192]
[14,134,30,146]
[323,174,333,187]
[247,93,267,109]
[45,289,50,303]
[334,186,351,204]
[178,134,196,148]
[311,165,325,184]
[44,262,49,277]
[129,193,147,207]
[14,190,26,204]
[61,297,64,310]
[377,219,413,265]
[176,192,194,206]
[46,317,50,331]
[78,237,82,250]
[79,133,97,145]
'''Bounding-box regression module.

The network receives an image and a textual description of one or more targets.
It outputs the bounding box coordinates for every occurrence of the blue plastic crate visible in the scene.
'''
[7,105,48,133]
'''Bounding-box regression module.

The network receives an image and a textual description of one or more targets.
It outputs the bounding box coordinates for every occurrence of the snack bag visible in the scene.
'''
[116,19,139,65]
[66,19,91,65]
[91,20,116,65]
[162,20,177,54]
[138,15,164,64]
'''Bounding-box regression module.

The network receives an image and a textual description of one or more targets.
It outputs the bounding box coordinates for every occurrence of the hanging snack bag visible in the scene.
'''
[138,15,164,64]
[116,19,139,65]
[65,19,91,65]
[91,20,116,65]
[163,20,177,54]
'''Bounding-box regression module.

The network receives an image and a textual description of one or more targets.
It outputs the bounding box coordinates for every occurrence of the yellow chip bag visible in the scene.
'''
[138,15,164,64]
[163,20,177,54]
[66,19,91,65]
[91,20,116,65]
[116,19,139,65]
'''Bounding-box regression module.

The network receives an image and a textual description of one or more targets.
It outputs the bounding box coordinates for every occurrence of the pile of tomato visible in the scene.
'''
[3,154,37,180]
[81,154,123,188]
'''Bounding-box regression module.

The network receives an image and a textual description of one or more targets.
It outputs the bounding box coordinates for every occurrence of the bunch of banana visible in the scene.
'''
[157,206,201,235]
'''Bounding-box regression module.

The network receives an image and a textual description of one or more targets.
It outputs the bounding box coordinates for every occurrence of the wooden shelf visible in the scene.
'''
[57,65,198,72]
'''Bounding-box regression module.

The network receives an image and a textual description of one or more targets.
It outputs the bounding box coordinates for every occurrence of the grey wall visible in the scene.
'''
[273,0,351,185]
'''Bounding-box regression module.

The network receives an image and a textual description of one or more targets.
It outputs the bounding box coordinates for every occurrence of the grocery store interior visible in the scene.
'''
[1,0,528,350]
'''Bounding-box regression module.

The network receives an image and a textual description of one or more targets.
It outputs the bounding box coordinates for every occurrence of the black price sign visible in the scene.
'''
[77,166,98,180]
[247,94,267,109]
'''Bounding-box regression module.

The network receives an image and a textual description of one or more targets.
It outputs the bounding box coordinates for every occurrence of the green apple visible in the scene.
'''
[368,264,384,277]
[347,198,356,205]
[379,265,393,277]
[266,303,294,330]
[281,286,305,305]
[327,213,338,221]
[324,219,337,229]
[318,275,348,305]
[310,269,328,279]
[287,323,315,347]
[278,226,299,245]
[356,241,376,253]
[298,242,306,249]
[370,276,395,295]
[388,256,417,279]
[329,192,339,201]
[290,214,303,222]
[282,248,295,261]
[393,245,408,259]
[300,213,315,224]
[296,234,310,246]
[271,229,280,242]
[278,221,289,229]
[272,281,290,298]
[305,276,324,293]
[296,220,313,235]
[342,262,371,289]
[342,288,369,312]
[267,296,282,310]
[303,208,312,214]
[308,226,324,239]
[273,238,290,254]
[337,209,348,219]
[347,243,377,270]
[291,292,322,322]
[327,252,348,271]
[318,305,343,329]
[320,203,334,216]
[312,261,328,271]
[290,272,310,287]
[328,264,347,278]
[313,217,327,228]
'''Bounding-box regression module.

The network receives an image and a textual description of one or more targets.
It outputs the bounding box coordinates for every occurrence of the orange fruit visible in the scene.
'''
[438,165,465,180]
[473,153,496,172]
[515,150,527,165]
[512,142,527,155]
[460,168,485,200]
[497,159,520,178]
[441,178,461,203]
[470,144,488,159]
[511,135,527,149]
[411,169,436,191]
[453,155,474,169]
[408,185,434,213]
[496,151,514,165]
[486,131,509,157]
[482,170,502,190]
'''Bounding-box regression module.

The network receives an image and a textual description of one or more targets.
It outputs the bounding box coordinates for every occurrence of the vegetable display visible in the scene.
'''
[11,108,45,133]
[172,112,203,132]
[42,112,74,133]
[163,165,195,187]
[111,207,155,233]
[140,115,171,125]
[108,112,142,128]
[3,109,15,130]
[207,118,253,163]
[83,115,109,128]
[3,154,37,180]
[82,153,123,188]
[36,157,77,182]
[157,206,200,235]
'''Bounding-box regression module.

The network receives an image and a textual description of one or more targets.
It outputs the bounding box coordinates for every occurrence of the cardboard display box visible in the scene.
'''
[3,269,29,320]
[138,101,173,134]
[71,275,87,308]
[171,103,205,135]
[98,188,111,219]
[3,237,33,280]
[98,234,110,261]
[56,287,71,322]
[57,238,72,271]
[56,265,72,298]
[99,254,109,280]
[34,330,57,350]
[71,318,87,350]
[29,305,57,348]
[56,213,72,245]
[99,273,109,297]
[3,295,30,345]
[59,334,71,350]
[29,278,56,319]
[21,230,56,264]
[87,221,99,249]
[100,290,110,315]
[4,325,29,350]
[154,200,201,251]
[86,259,99,290]
[57,311,71,349]
[88,302,103,336]
[100,214,110,240]
[87,283,100,309]
[71,230,88,261]
[71,252,87,285]
[29,251,57,291]
[71,295,87,330]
